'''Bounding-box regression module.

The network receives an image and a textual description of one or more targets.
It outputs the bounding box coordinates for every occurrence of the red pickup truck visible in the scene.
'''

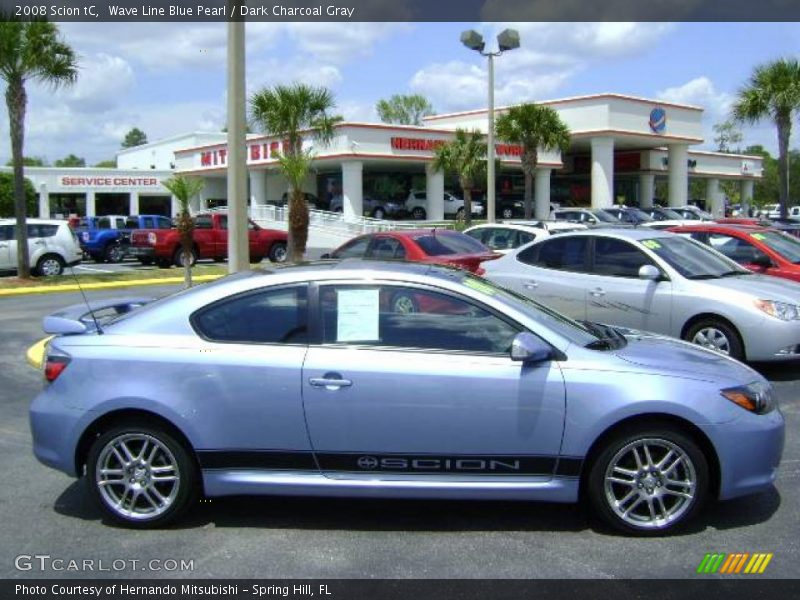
[129,212,288,267]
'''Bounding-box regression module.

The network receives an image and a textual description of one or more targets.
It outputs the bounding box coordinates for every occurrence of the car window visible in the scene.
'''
[26,224,58,238]
[754,231,800,263]
[367,237,406,260]
[97,217,111,229]
[592,237,655,278]
[333,236,371,259]
[521,236,589,272]
[706,233,765,264]
[483,228,516,251]
[464,228,487,244]
[0,225,14,241]
[115,218,126,229]
[126,217,140,229]
[195,215,213,229]
[414,232,489,256]
[192,286,308,345]
[320,285,520,355]
[218,216,228,230]
[643,236,748,279]
[515,231,536,246]
[157,217,172,229]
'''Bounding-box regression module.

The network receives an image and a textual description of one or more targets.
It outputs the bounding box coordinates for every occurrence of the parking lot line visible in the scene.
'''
[73,265,115,274]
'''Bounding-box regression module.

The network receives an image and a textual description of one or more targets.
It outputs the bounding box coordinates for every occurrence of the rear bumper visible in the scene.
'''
[128,246,155,259]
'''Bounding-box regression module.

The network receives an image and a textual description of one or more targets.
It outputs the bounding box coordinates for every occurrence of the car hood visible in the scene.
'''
[687,272,800,302]
[612,330,760,383]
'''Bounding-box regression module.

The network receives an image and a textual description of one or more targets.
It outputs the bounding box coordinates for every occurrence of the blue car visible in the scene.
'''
[30,261,784,534]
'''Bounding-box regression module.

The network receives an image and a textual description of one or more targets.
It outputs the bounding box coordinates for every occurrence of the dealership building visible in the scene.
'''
[7,93,763,221]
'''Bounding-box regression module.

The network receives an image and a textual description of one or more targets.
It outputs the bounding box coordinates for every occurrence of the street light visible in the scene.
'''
[461,28,520,223]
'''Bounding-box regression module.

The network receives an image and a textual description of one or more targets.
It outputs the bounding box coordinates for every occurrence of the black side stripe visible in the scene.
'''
[198,451,316,471]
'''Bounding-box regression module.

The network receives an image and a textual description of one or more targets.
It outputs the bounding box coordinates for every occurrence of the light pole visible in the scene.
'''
[461,29,520,223]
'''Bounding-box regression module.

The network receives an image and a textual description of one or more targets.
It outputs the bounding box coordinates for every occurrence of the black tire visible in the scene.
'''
[456,207,465,221]
[411,207,426,220]
[173,246,197,268]
[86,421,198,528]
[250,255,264,264]
[586,425,708,535]
[390,292,418,314]
[501,207,515,220]
[372,207,386,220]
[684,318,744,361]
[35,254,65,277]
[140,258,154,267]
[91,254,105,264]
[104,243,125,264]
[268,241,288,263]
[156,258,172,269]
[212,257,225,263]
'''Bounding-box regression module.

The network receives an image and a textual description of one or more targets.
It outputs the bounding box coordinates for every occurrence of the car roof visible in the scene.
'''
[543,227,675,241]
[0,218,68,225]
[669,223,769,233]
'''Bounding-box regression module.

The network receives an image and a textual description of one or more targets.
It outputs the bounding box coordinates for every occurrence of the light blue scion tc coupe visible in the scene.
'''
[30,261,784,535]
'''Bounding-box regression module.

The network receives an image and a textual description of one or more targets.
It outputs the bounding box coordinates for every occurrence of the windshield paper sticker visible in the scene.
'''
[337,289,380,342]
[751,233,766,240]
[463,278,497,295]
[642,240,662,250]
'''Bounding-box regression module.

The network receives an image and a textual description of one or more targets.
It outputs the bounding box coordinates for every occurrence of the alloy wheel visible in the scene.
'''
[691,327,731,355]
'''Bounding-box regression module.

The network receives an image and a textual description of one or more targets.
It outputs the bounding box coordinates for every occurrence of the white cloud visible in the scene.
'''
[64,53,135,112]
[284,23,410,64]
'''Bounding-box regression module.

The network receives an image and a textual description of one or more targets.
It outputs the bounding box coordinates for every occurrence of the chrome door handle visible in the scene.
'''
[590,288,606,297]
[309,374,353,390]
[523,280,539,290]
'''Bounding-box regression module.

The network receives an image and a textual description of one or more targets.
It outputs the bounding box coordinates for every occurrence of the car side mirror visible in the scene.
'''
[638,265,661,281]
[510,332,554,363]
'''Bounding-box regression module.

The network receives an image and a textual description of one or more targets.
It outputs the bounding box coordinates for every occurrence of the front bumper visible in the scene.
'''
[739,316,800,361]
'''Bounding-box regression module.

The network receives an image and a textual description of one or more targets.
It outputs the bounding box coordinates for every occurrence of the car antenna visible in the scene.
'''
[68,265,103,335]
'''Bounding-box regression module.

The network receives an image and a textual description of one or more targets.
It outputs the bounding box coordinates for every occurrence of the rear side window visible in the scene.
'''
[333,236,371,258]
[27,224,59,238]
[0,225,14,241]
[368,237,406,260]
[156,217,172,229]
[195,215,213,229]
[193,286,308,345]
[97,218,111,229]
[414,232,488,256]
[126,217,140,229]
[521,237,588,272]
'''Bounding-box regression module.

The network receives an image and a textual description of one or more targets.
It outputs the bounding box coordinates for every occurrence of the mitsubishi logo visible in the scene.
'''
[357,456,378,470]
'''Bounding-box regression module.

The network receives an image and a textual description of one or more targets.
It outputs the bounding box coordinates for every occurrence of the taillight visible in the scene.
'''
[44,354,70,383]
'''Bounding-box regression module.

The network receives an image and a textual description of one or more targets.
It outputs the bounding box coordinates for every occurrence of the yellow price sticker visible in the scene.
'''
[463,277,497,296]
[642,240,662,250]
[751,233,766,240]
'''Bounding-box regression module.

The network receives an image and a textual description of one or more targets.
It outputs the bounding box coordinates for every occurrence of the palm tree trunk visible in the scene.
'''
[522,149,537,221]
[288,188,308,262]
[6,79,31,278]
[777,114,791,219]
[178,211,193,288]
[460,177,472,227]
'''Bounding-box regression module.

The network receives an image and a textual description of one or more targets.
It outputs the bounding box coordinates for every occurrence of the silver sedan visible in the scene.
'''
[483,228,800,361]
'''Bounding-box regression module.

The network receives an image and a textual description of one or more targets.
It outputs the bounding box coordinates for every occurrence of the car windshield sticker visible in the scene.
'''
[751,233,766,240]
[463,277,497,296]
[337,288,380,342]
[642,240,662,250]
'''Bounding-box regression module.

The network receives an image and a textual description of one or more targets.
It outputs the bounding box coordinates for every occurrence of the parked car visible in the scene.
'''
[483,228,800,362]
[669,224,800,283]
[78,214,172,264]
[551,208,632,228]
[463,221,587,254]
[0,218,82,276]
[129,212,287,267]
[639,206,694,227]
[329,195,405,220]
[30,261,784,533]
[406,190,484,220]
[603,206,686,231]
[268,192,329,211]
[322,230,499,274]
[672,206,714,221]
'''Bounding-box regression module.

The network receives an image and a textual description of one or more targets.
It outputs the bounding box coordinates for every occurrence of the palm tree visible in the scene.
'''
[495,103,571,220]
[162,175,204,288]
[733,58,800,219]
[0,20,77,278]
[249,84,340,262]
[432,129,488,227]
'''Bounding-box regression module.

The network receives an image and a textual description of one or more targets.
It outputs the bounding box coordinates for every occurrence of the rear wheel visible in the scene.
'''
[36,254,65,277]
[105,243,125,264]
[587,425,708,535]
[140,258,154,267]
[156,258,172,269]
[501,207,514,220]
[173,246,197,268]
[411,207,426,220]
[456,207,465,221]
[268,242,287,263]
[87,421,198,528]
[684,318,744,361]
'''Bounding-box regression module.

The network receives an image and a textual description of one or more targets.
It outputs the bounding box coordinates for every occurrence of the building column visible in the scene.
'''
[425,164,445,221]
[591,137,614,208]
[639,173,655,208]
[706,178,725,219]
[129,191,140,215]
[38,184,49,218]
[667,144,689,208]
[86,191,96,217]
[249,170,267,207]
[741,179,754,216]
[534,168,552,220]
[341,161,363,219]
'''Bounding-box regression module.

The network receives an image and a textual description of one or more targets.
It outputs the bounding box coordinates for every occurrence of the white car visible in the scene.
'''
[463,221,587,254]
[406,190,484,220]
[673,205,714,221]
[0,218,82,276]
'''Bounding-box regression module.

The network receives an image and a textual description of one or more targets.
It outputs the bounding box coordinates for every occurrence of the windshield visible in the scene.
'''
[756,231,800,263]
[643,236,750,279]
[414,232,489,256]
[458,273,601,347]
[592,210,620,223]
[652,208,683,221]
[626,208,654,222]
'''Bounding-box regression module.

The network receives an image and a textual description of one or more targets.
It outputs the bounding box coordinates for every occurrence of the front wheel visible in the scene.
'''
[87,422,198,528]
[36,254,65,277]
[268,241,288,263]
[411,207,426,220]
[173,246,197,268]
[501,207,514,220]
[105,243,125,264]
[684,318,744,361]
[587,426,708,535]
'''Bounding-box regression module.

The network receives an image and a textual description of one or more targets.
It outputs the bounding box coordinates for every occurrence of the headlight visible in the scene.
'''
[754,299,800,321]
[720,381,775,414]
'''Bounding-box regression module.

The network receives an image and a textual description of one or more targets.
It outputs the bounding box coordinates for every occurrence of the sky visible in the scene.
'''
[1,21,799,166]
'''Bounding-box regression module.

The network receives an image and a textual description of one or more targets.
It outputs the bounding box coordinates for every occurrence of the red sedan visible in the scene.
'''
[323,229,500,274]
[668,223,800,283]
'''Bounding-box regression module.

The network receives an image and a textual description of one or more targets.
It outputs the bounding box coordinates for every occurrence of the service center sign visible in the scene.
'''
[60,176,160,188]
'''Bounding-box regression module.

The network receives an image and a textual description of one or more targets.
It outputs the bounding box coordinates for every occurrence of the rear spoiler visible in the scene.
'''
[43,297,154,335]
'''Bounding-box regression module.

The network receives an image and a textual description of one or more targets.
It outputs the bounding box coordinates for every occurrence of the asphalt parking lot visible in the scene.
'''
[0,285,798,579]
